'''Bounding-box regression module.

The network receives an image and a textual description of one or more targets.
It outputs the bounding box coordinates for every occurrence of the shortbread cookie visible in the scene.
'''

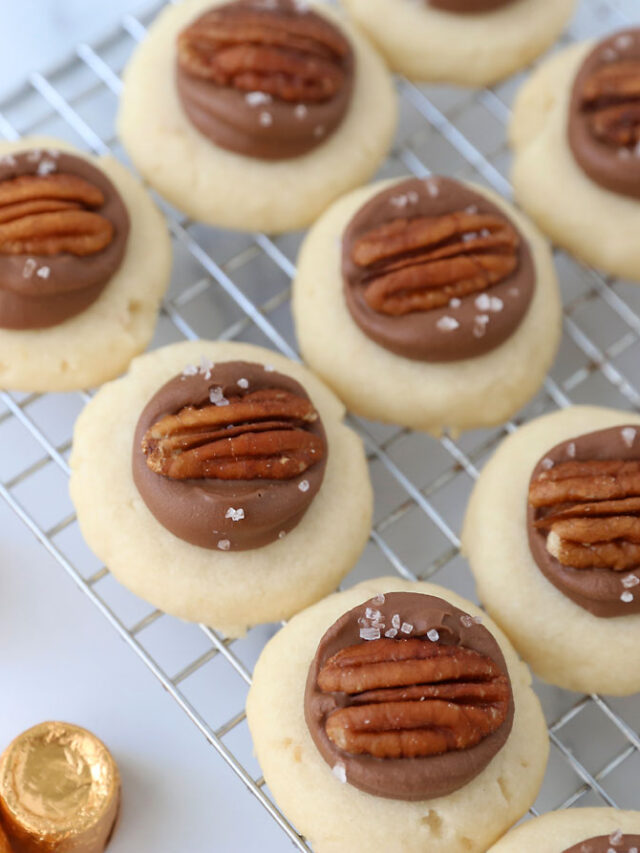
[511,29,640,280]
[488,808,640,852]
[339,0,575,86]
[69,341,372,637]
[247,578,548,853]
[0,137,171,392]
[118,0,396,234]
[293,176,561,434]
[463,406,640,695]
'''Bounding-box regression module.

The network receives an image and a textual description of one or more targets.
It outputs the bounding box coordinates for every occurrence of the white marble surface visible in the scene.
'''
[0,0,147,97]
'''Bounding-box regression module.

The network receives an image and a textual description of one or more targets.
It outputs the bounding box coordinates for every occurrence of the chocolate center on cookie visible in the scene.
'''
[527,425,640,617]
[563,833,640,853]
[428,0,516,13]
[341,177,535,362]
[132,360,328,551]
[568,28,640,199]
[304,591,514,800]
[0,149,129,330]
[175,0,355,160]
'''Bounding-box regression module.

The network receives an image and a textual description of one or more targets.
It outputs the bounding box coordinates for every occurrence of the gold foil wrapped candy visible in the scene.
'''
[0,722,119,853]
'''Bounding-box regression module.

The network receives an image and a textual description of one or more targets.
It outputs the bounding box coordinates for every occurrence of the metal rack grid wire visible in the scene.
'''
[1,0,640,848]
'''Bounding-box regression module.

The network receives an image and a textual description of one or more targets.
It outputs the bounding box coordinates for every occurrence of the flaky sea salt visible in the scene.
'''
[209,386,229,406]
[427,629,439,642]
[437,316,459,332]
[360,626,381,641]
[621,427,637,448]
[332,762,347,783]
[225,507,245,522]
[237,378,249,389]
[217,539,231,551]
[298,479,310,492]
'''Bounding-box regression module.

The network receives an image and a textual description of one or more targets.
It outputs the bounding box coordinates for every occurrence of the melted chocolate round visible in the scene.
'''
[304,591,514,801]
[0,149,129,330]
[429,0,515,12]
[132,360,327,551]
[527,425,640,618]
[176,0,355,161]
[342,177,535,363]
[569,29,640,200]
[563,835,640,853]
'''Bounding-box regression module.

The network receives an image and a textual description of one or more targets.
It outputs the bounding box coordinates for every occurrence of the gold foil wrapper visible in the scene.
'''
[0,722,119,853]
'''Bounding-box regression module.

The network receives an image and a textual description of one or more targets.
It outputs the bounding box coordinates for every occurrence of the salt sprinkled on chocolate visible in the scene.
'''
[36,158,57,176]
[278,530,286,539]
[621,427,637,448]
[259,111,273,127]
[372,593,385,605]
[437,316,459,332]
[400,622,413,635]
[209,386,229,406]
[449,298,462,309]
[567,442,576,458]
[245,91,272,106]
[621,591,634,603]
[225,507,245,522]
[427,629,440,642]
[22,259,37,279]
[199,356,214,378]
[541,457,554,470]
[264,364,275,372]
[36,266,51,279]
[425,178,439,198]
[622,575,640,589]
[217,539,231,551]
[360,626,381,641]
[332,762,347,783]
[384,628,398,638]
[182,364,199,377]
[391,614,401,630]
[460,614,475,628]
[237,377,249,389]
[610,829,624,845]
[294,104,308,119]
[298,479,310,493]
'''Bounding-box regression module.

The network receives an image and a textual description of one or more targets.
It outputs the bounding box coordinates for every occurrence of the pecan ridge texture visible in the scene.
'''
[0,172,113,256]
[530,458,640,571]
[142,387,325,480]
[351,210,519,316]
[581,58,640,148]
[177,3,350,103]
[317,637,510,759]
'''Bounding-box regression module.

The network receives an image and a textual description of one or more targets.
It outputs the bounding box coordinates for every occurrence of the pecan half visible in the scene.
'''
[580,59,640,147]
[351,211,519,316]
[317,638,510,760]
[0,173,113,256]
[530,459,640,571]
[142,388,324,480]
[177,4,350,103]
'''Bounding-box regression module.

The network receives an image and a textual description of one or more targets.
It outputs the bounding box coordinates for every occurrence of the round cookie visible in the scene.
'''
[292,176,561,435]
[339,0,575,86]
[510,33,640,281]
[488,808,640,852]
[117,0,397,234]
[0,137,171,392]
[462,406,640,696]
[246,577,548,853]
[69,340,373,637]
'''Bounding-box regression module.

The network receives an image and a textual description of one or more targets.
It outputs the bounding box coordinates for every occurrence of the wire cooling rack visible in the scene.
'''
[2,0,640,849]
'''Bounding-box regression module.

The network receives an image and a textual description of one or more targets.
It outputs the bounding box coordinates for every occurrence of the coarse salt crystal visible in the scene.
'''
[36,158,56,176]
[237,378,249,389]
[567,442,576,458]
[460,614,474,628]
[425,178,439,197]
[427,629,439,642]
[246,91,272,106]
[621,591,634,603]
[473,314,489,337]
[400,622,413,635]
[294,104,308,119]
[372,593,385,605]
[622,574,640,588]
[264,364,275,372]
[489,296,503,312]
[610,829,624,845]
[182,364,199,376]
[437,316,459,332]
[22,258,37,278]
[259,111,273,127]
[278,530,286,539]
[449,298,461,309]
[621,427,637,448]
[209,386,229,406]
[475,293,491,311]
[200,356,214,378]
[542,457,555,470]
[365,608,383,621]
[225,507,245,522]
[332,762,347,783]
[217,539,231,551]
[36,266,50,279]
[391,194,409,208]
[298,479,310,492]
[385,628,398,638]
[360,626,381,641]
[407,191,419,204]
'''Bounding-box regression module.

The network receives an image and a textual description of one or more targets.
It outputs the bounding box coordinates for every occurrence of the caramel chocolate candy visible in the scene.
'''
[0,722,120,853]
[429,0,515,12]
[132,360,328,551]
[176,0,354,160]
[528,425,640,617]
[342,177,535,362]
[304,591,514,800]
[0,149,129,331]
[568,29,640,200]
[563,833,640,853]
